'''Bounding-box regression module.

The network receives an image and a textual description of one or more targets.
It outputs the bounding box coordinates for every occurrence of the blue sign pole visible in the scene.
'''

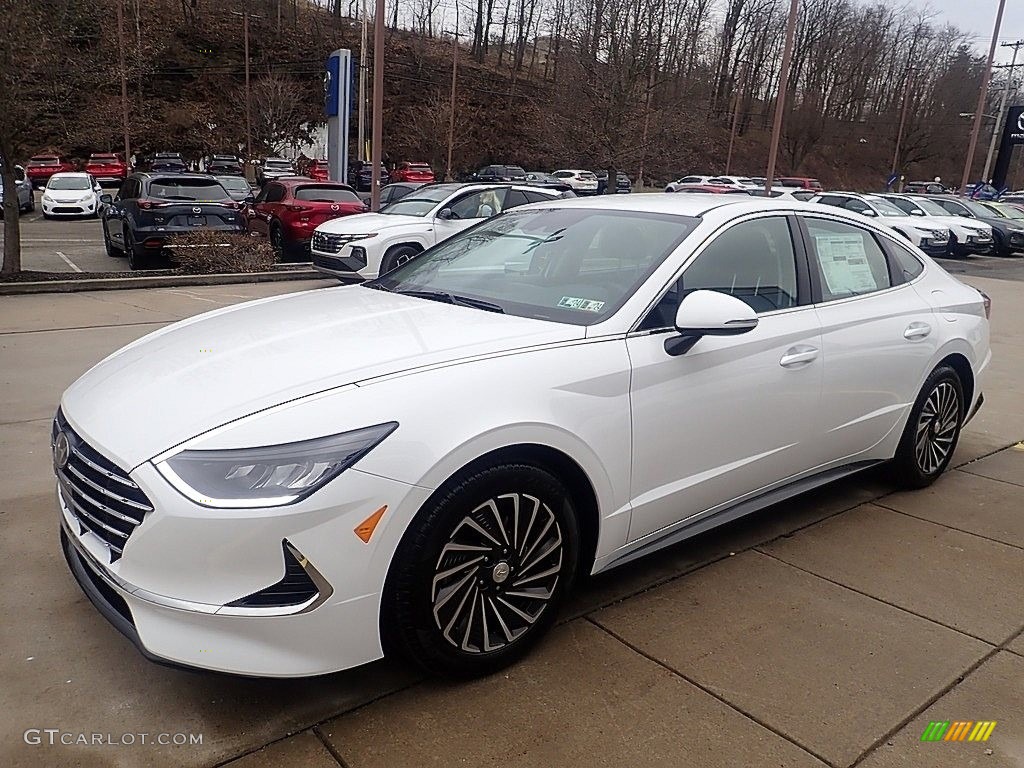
[325,49,352,184]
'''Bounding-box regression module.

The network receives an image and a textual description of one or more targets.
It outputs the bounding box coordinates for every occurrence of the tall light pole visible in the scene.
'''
[446,30,459,181]
[244,3,251,161]
[115,0,131,160]
[765,0,799,193]
[983,41,1022,183]
[370,0,384,210]
[960,0,1007,193]
[891,67,915,190]
[726,60,749,176]
[358,0,368,161]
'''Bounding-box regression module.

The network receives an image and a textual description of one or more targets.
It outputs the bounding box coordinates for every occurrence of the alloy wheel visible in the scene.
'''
[914,381,959,474]
[431,493,564,654]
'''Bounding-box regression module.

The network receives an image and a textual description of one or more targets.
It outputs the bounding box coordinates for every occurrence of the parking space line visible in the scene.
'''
[55,251,83,273]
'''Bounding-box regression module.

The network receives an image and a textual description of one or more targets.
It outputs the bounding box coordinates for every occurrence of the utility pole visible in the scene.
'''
[358,0,368,161]
[765,0,799,193]
[231,5,262,166]
[637,65,656,188]
[115,0,131,160]
[960,0,1006,193]
[370,0,384,210]
[983,40,1023,183]
[446,30,459,181]
[726,60,749,176]
[891,67,915,190]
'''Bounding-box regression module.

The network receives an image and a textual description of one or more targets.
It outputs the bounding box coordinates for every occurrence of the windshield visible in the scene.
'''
[866,197,907,216]
[961,199,995,218]
[367,208,697,325]
[906,198,948,217]
[294,185,361,203]
[47,176,91,190]
[989,203,1024,219]
[507,166,527,176]
[381,184,462,216]
[265,159,293,168]
[149,178,230,201]
[216,176,250,191]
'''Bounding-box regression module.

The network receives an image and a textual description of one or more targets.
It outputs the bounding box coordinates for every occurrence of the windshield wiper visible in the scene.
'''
[396,289,505,313]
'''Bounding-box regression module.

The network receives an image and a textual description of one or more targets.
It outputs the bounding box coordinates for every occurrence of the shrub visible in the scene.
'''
[170,230,276,274]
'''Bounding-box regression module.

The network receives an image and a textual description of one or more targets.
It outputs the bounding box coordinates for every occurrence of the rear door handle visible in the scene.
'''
[780,345,819,368]
[904,322,932,340]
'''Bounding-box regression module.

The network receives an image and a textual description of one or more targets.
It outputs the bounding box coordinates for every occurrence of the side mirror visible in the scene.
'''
[910,209,924,216]
[666,290,758,356]
[859,208,877,217]
[100,194,113,204]
[436,207,454,220]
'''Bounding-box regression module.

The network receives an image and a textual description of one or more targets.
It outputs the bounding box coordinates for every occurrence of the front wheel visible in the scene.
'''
[889,365,964,488]
[383,463,579,678]
[379,245,419,274]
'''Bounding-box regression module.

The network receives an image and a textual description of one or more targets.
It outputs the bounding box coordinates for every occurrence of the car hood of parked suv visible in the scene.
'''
[60,285,582,468]
[315,211,424,235]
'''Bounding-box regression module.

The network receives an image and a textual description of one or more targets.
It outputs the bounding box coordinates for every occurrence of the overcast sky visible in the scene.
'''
[910,0,1024,63]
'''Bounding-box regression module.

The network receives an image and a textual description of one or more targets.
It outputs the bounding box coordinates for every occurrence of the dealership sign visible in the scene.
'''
[991,105,1024,189]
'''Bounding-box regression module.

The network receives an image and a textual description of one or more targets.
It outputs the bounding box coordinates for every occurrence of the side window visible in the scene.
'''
[804,218,892,301]
[116,180,131,200]
[680,176,702,184]
[524,190,556,204]
[886,239,925,281]
[938,200,967,216]
[503,189,530,209]
[264,184,286,203]
[843,198,871,214]
[681,217,799,313]
[448,189,507,219]
[253,185,270,204]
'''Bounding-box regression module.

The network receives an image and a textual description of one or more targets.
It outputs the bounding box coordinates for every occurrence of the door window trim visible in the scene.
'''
[629,212,814,335]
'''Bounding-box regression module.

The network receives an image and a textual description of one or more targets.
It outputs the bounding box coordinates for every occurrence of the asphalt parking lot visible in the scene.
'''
[5,190,1024,279]
[1,272,1023,768]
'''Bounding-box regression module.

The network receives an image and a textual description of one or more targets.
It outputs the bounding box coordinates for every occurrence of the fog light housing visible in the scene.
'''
[350,246,367,266]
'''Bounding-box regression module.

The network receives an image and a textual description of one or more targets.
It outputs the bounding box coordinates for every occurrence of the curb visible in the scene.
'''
[0,268,338,295]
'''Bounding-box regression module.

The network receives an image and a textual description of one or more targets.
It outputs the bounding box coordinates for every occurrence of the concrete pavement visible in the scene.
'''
[0,276,1021,768]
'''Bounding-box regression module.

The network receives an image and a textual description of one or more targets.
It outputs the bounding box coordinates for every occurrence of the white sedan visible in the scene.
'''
[41,172,104,218]
[55,196,989,679]
[310,182,566,279]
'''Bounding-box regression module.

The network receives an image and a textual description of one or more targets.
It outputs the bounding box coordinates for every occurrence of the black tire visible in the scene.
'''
[383,463,579,678]
[269,222,287,261]
[125,226,156,270]
[889,365,964,489]
[379,245,420,274]
[27,194,35,212]
[103,224,121,258]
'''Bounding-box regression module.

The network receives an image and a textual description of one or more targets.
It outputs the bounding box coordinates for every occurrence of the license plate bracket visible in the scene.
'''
[188,215,206,226]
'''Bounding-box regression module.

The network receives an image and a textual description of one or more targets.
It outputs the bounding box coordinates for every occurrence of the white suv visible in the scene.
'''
[808,192,951,257]
[311,183,568,279]
[551,169,599,195]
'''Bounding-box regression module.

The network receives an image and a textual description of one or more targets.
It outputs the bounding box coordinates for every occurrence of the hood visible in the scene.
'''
[317,211,421,233]
[61,285,582,468]
[925,216,990,237]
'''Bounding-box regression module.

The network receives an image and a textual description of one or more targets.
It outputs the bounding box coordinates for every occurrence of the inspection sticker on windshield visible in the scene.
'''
[558,296,605,312]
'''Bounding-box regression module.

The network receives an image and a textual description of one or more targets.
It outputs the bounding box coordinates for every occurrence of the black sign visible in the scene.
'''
[991,105,1024,190]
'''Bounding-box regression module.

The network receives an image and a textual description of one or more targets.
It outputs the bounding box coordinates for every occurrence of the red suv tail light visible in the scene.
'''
[286,204,312,213]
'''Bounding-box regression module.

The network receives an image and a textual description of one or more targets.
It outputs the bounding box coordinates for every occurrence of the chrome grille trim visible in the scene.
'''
[53,409,152,563]
[70,444,140,489]
[64,463,152,511]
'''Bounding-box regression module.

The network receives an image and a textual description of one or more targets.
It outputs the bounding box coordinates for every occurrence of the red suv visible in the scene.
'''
[84,153,129,184]
[390,162,435,184]
[307,159,330,182]
[26,154,76,188]
[246,178,367,260]
[777,177,823,191]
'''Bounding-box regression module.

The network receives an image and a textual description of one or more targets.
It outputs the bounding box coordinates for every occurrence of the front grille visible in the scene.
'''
[53,410,152,563]
[312,231,347,254]
[312,252,347,271]
[53,206,84,213]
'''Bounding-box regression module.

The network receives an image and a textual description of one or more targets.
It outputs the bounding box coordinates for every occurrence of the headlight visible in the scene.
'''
[155,422,398,508]
[1008,226,1024,234]
[79,195,94,203]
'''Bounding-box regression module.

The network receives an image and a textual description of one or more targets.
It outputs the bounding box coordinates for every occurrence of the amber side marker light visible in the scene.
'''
[354,505,388,543]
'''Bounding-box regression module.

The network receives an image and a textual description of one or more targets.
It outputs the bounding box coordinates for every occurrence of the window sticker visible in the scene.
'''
[813,234,878,294]
[558,296,606,312]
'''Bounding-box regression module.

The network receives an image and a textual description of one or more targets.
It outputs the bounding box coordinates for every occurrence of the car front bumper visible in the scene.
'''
[42,199,98,216]
[58,452,431,677]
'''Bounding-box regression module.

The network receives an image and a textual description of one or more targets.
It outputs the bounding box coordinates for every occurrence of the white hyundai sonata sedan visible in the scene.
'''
[55,195,990,678]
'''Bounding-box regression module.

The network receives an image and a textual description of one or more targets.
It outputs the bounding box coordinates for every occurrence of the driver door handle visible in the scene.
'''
[780,345,819,368]
[904,322,932,340]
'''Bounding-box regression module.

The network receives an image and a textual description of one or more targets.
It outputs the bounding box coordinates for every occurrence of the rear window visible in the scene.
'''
[149,178,230,201]
[31,157,60,165]
[89,155,119,162]
[408,163,431,170]
[507,166,527,176]
[293,185,361,203]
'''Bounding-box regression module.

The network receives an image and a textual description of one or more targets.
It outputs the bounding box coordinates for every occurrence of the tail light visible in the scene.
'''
[222,200,239,209]
[979,289,991,320]
[138,199,172,210]
[286,204,312,213]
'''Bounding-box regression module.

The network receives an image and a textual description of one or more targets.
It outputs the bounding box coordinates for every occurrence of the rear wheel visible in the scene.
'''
[889,365,963,488]
[270,222,287,261]
[379,245,420,274]
[383,463,579,678]
[125,226,157,270]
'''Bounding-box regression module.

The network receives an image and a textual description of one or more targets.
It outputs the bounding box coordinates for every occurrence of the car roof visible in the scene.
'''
[540,192,796,216]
